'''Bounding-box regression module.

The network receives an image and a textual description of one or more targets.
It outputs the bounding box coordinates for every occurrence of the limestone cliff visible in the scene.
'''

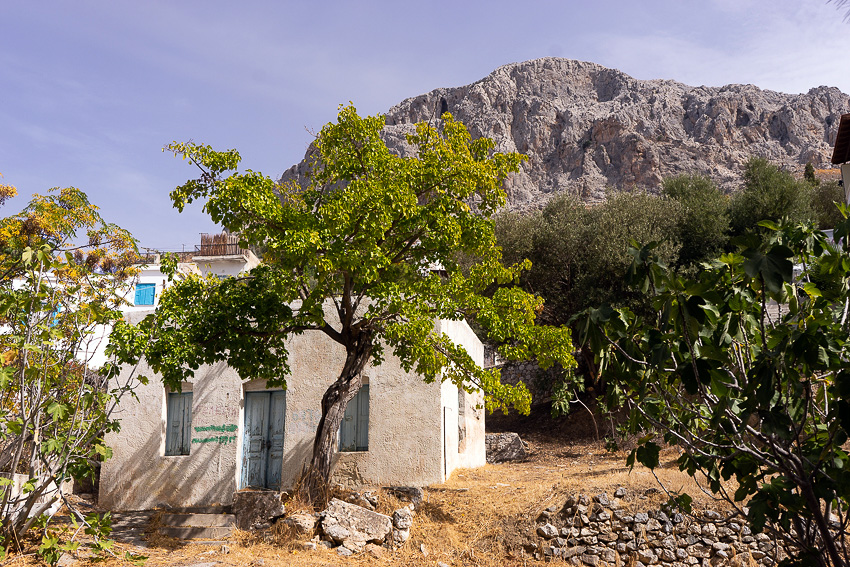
[282,58,850,208]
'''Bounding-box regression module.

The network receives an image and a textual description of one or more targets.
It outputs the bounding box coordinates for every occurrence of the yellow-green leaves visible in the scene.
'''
[0,188,141,554]
[148,105,574,417]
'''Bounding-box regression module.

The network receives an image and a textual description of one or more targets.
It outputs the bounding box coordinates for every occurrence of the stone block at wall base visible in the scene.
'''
[485,432,527,463]
[232,490,286,530]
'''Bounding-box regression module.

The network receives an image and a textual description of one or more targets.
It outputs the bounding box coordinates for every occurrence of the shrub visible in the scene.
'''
[662,175,730,267]
[811,180,845,229]
[729,158,813,235]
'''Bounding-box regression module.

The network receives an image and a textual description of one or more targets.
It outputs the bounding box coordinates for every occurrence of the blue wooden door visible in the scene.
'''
[241,391,286,489]
[266,391,286,490]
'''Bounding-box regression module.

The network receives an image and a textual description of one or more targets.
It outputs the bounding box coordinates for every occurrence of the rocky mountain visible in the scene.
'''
[282,58,850,208]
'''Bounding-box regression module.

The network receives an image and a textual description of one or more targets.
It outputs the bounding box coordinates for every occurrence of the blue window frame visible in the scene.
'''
[134,283,156,306]
[165,392,192,456]
[339,385,369,452]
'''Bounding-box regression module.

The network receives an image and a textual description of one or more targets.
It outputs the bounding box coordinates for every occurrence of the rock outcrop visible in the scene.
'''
[281,58,850,209]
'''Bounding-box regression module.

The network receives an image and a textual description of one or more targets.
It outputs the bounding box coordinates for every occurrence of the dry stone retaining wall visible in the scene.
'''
[528,491,783,566]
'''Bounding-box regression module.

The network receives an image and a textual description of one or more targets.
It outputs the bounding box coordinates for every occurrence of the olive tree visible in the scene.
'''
[662,174,730,268]
[730,158,813,235]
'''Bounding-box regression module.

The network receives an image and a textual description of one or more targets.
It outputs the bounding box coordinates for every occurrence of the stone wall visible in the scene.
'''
[496,360,564,405]
[527,491,783,566]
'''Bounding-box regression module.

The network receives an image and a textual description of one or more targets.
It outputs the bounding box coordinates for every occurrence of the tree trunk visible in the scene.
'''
[299,331,373,505]
[798,478,845,567]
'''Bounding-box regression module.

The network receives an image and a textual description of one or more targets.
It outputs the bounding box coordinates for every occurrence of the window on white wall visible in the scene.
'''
[339,384,369,452]
[165,391,192,456]
[134,283,156,306]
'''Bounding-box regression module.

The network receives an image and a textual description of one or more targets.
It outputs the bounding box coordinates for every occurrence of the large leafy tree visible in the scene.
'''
[0,185,140,560]
[113,106,575,502]
[577,217,850,567]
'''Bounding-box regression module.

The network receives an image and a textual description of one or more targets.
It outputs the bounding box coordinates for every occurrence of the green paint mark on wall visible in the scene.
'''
[192,435,237,445]
[194,423,237,433]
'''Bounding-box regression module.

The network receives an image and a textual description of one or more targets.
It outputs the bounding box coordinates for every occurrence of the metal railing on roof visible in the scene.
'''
[194,233,246,257]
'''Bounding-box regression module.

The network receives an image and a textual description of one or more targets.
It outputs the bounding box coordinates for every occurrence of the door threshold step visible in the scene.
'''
[166,505,232,514]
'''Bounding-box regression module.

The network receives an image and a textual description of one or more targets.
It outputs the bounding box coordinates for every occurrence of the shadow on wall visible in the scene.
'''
[101,362,241,512]
[102,429,237,511]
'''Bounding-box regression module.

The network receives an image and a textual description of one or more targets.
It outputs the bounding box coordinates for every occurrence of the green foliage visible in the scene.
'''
[811,180,845,230]
[804,162,818,186]
[576,216,850,566]
[33,511,122,566]
[498,160,842,331]
[662,175,730,267]
[113,106,577,499]
[729,158,813,235]
[495,191,682,326]
[0,188,139,558]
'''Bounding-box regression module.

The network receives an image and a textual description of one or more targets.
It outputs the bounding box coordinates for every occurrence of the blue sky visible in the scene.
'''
[3,0,849,251]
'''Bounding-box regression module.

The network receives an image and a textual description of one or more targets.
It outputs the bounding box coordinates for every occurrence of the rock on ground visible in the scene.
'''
[486,432,527,463]
[232,490,286,530]
[320,498,392,545]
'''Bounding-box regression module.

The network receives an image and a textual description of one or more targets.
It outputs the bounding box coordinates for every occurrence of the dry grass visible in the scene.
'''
[1,439,739,566]
[184,441,727,566]
[816,168,842,181]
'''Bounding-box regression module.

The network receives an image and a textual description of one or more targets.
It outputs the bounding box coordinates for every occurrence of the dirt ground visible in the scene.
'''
[3,408,735,567]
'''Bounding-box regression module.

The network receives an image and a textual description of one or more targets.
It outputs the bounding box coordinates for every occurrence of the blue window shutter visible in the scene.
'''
[165,392,192,456]
[339,395,357,452]
[134,283,156,306]
[355,384,369,451]
[180,393,192,454]
[165,394,180,455]
[339,385,369,452]
[50,304,62,327]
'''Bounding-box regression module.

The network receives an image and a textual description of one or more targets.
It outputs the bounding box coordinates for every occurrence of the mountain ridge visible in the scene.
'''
[282,57,850,208]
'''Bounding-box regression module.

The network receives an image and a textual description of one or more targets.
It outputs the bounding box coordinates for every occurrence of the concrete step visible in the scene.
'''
[168,505,231,514]
[158,526,234,540]
[159,513,236,528]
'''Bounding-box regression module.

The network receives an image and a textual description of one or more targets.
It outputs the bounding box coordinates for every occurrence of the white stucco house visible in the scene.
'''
[98,235,486,511]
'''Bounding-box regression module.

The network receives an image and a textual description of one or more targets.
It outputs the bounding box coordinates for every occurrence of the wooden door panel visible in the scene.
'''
[241,390,286,489]
[266,391,286,490]
[242,392,269,488]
